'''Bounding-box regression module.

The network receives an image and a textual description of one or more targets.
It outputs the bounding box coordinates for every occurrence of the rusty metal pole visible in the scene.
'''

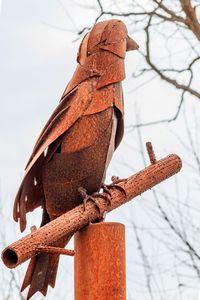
[74,222,126,300]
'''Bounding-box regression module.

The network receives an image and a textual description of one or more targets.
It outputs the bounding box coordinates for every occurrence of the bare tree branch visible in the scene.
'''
[181,0,200,40]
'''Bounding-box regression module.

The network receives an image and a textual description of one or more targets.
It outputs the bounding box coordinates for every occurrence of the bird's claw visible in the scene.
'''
[102,176,127,198]
[78,187,108,218]
[92,192,112,207]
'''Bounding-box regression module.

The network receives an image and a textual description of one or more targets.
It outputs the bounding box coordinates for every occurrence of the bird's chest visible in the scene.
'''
[42,107,116,218]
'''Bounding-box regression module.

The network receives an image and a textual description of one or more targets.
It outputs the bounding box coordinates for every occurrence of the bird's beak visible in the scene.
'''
[126,35,139,51]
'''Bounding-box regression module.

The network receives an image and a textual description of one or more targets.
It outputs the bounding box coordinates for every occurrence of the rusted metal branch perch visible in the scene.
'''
[2,147,182,269]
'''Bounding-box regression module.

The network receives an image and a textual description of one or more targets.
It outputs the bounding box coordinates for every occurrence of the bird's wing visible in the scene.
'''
[25,82,92,174]
[13,81,93,231]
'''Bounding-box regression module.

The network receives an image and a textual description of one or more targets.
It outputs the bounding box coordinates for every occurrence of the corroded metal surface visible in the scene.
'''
[146,141,157,164]
[74,222,126,300]
[10,19,138,298]
[2,153,182,269]
[13,20,138,233]
[36,246,75,256]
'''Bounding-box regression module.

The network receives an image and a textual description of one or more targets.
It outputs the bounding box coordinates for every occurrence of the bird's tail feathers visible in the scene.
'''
[21,209,72,299]
[21,234,72,300]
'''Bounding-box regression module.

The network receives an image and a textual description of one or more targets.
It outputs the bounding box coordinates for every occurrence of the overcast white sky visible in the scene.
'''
[1,1,200,299]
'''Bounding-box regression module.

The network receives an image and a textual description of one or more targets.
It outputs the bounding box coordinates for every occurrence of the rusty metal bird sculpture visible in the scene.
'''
[13,19,138,299]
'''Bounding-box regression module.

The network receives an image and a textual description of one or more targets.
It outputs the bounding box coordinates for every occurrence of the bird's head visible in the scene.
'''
[77,19,139,65]
[63,19,139,95]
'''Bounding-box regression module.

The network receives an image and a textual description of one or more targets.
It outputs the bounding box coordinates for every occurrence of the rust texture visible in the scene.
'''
[13,20,139,233]
[36,246,75,256]
[2,153,182,269]
[10,19,139,298]
[146,141,157,164]
[74,222,126,300]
